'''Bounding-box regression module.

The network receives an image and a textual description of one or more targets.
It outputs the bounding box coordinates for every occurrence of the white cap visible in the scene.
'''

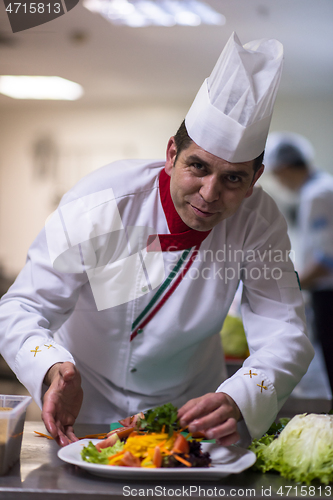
[264,132,315,171]
[185,32,284,163]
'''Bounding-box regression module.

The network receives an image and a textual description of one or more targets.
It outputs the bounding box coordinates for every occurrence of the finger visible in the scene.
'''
[42,398,59,439]
[42,412,58,440]
[56,428,72,447]
[217,430,240,447]
[177,398,199,421]
[179,394,225,427]
[65,426,79,443]
[179,396,217,425]
[59,362,76,382]
[42,410,67,445]
[52,418,73,447]
[188,404,235,433]
[204,417,238,440]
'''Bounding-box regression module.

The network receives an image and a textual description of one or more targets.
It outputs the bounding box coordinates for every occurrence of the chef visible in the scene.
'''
[265,132,333,399]
[0,33,314,447]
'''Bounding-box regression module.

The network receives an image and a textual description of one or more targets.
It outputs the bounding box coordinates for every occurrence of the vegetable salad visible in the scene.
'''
[81,403,211,469]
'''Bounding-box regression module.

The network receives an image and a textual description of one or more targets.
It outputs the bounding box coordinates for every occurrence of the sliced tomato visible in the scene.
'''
[95,433,119,451]
[118,412,144,428]
[107,426,136,440]
[115,427,136,440]
[172,433,190,454]
[119,451,141,467]
[118,416,133,427]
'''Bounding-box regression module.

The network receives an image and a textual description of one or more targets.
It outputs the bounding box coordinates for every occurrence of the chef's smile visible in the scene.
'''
[164,138,264,232]
[190,204,215,218]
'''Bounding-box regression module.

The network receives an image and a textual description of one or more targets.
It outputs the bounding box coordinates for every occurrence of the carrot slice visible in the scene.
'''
[108,450,126,465]
[34,430,111,441]
[108,450,126,459]
[153,446,162,468]
[160,447,172,455]
[173,454,192,467]
[79,433,108,439]
[34,431,53,440]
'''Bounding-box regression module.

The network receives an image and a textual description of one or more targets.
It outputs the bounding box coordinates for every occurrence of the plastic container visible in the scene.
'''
[0,395,32,475]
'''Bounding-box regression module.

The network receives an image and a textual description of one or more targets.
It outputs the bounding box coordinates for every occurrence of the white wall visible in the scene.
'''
[269,96,333,172]
[0,95,332,277]
[0,103,188,276]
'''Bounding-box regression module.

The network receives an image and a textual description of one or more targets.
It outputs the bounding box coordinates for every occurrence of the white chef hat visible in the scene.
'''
[264,132,315,171]
[185,32,284,163]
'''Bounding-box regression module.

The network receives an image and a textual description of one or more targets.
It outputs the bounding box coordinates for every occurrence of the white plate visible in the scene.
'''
[58,439,256,480]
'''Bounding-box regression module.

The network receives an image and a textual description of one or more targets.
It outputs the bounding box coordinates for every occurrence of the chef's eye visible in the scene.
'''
[226,174,240,183]
[192,162,205,171]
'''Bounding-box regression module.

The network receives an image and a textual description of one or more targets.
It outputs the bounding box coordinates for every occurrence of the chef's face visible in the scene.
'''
[164,138,264,232]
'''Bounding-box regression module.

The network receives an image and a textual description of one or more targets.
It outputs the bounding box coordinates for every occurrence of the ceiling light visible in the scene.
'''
[83,0,225,27]
[0,76,84,100]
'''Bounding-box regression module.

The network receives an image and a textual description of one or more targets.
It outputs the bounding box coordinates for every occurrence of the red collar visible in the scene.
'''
[147,168,211,252]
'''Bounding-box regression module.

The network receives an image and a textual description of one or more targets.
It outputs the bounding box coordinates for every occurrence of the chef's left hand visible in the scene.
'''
[178,392,242,446]
[42,362,83,447]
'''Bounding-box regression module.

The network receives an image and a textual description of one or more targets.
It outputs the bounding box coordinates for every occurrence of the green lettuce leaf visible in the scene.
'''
[250,413,333,485]
[81,439,124,464]
[139,403,179,437]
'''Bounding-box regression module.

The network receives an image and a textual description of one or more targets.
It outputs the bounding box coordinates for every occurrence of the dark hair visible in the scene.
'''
[253,150,265,173]
[273,144,308,170]
[174,120,193,160]
[174,120,264,173]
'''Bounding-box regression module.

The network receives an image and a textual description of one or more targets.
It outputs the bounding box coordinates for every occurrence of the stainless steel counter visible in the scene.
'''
[0,421,331,499]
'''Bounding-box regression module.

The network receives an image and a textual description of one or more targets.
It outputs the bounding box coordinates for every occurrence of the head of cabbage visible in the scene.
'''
[250,413,333,485]
[220,315,249,358]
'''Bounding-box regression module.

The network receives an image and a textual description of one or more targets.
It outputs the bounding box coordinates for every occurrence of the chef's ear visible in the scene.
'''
[165,137,177,176]
[245,164,265,198]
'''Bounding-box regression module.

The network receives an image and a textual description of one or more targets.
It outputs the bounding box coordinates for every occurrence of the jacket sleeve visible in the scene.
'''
[0,193,90,408]
[216,191,314,439]
[0,181,130,408]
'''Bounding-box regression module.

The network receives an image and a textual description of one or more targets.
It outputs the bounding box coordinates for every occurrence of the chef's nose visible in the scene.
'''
[199,176,220,203]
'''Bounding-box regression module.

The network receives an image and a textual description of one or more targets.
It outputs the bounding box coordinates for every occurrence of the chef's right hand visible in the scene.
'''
[42,362,83,447]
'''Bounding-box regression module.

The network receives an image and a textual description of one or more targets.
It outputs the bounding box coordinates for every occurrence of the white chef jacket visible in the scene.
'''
[0,159,314,439]
[297,171,333,290]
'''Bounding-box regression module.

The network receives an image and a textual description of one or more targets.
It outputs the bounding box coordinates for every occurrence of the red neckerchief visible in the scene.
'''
[147,168,211,252]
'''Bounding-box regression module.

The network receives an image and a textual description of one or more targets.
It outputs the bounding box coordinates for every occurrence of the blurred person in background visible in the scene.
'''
[265,132,333,401]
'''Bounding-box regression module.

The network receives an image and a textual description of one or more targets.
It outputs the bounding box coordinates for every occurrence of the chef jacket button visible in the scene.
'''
[130,368,137,373]
[141,286,148,293]
[137,328,144,334]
